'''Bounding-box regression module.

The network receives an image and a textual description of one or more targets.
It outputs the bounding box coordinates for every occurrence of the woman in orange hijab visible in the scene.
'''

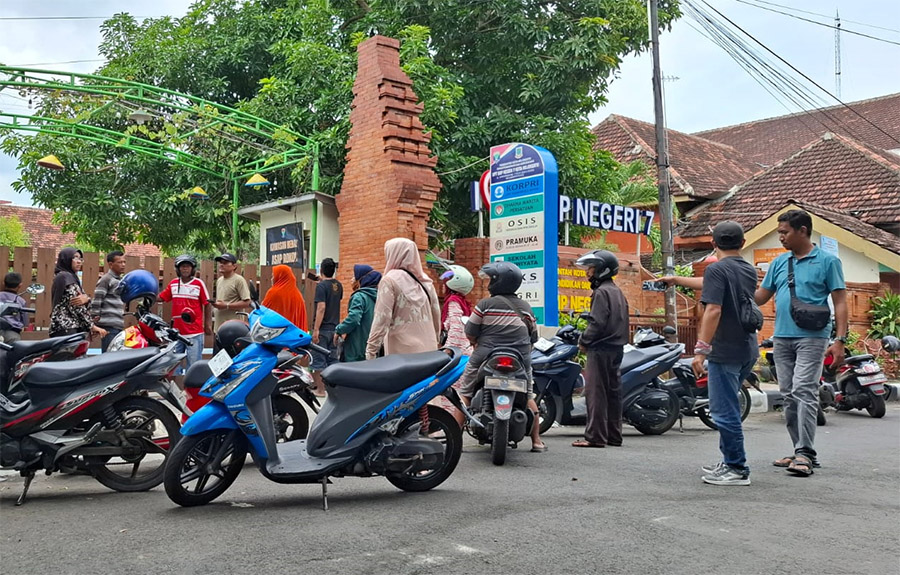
[262,265,309,331]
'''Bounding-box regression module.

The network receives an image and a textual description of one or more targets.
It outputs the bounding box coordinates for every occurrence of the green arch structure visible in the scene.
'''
[0,66,320,257]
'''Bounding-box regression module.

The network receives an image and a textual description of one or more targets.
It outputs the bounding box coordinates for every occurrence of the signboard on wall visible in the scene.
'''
[559,195,655,235]
[488,143,558,326]
[266,222,304,268]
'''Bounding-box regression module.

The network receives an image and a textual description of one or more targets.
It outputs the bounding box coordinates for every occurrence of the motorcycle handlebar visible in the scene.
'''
[168,329,192,347]
[307,342,330,356]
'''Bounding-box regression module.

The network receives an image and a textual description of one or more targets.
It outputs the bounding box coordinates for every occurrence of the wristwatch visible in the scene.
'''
[835,336,848,344]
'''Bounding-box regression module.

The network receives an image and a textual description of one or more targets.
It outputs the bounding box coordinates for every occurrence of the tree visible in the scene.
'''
[1,0,679,253]
[0,215,30,248]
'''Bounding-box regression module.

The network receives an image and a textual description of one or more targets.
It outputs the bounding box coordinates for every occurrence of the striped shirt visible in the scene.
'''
[464,294,536,349]
[90,271,125,330]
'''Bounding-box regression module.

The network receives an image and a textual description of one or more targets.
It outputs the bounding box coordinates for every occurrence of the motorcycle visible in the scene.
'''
[818,335,899,419]
[163,305,470,508]
[0,303,186,505]
[182,318,322,442]
[532,324,585,434]
[465,347,535,466]
[662,357,754,431]
[535,325,682,436]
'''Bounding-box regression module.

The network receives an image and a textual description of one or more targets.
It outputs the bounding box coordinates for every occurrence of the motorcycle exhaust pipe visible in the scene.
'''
[509,409,528,443]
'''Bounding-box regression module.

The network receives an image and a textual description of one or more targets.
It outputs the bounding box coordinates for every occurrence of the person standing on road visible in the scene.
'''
[159,255,212,372]
[310,257,343,395]
[755,209,846,477]
[0,273,28,343]
[262,265,308,331]
[572,250,629,449]
[49,248,107,340]
[664,222,759,486]
[91,250,127,352]
[212,253,252,330]
[334,264,380,363]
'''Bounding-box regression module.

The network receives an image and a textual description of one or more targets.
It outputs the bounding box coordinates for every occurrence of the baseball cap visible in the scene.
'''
[712,221,744,250]
[214,253,238,264]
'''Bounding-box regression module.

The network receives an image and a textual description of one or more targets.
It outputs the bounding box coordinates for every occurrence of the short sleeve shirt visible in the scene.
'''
[313,278,343,330]
[700,257,759,363]
[214,274,251,326]
[760,247,845,338]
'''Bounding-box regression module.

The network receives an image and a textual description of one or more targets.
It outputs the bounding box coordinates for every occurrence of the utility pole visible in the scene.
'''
[834,10,842,99]
[649,0,678,332]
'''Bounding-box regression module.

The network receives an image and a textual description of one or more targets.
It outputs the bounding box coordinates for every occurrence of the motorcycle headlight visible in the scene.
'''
[250,323,285,344]
[107,331,126,352]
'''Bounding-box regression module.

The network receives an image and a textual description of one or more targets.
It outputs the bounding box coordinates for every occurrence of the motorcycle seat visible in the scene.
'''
[620,346,670,374]
[8,333,86,364]
[844,354,874,364]
[322,351,452,393]
[22,348,159,388]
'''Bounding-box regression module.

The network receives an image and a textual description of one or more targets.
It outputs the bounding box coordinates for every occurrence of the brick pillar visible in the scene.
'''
[454,237,490,303]
[336,35,442,292]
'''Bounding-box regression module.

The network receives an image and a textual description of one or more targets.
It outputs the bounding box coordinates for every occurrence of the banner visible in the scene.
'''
[266,223,304,268]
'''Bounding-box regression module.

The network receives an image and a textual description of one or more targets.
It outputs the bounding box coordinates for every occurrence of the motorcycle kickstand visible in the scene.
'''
[320,476,331,512]
[16,470,35,506]
[678,414,684,433]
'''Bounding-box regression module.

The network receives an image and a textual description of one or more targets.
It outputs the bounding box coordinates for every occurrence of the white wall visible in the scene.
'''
[742,230,880,282]
[257,200,340,270]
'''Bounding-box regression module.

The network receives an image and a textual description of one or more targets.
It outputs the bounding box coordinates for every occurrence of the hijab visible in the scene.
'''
[383,238,431,283]
[51,247,83,307]
[261,265,309,331]
[354,264,382,289]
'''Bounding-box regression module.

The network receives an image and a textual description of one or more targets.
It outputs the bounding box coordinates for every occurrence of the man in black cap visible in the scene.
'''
[662,221,759,486]
[212,253,252,329]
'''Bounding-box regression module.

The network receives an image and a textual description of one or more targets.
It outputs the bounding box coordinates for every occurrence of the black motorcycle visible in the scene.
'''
[465,347,534,466]
[532,324,585,434]
[0,302,186,505]
[661,357,753,431]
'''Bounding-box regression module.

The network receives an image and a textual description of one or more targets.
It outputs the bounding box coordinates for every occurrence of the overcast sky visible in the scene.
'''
[2,0,899,206]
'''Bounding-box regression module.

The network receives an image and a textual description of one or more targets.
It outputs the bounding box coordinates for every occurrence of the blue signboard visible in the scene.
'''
[489,143,559,327]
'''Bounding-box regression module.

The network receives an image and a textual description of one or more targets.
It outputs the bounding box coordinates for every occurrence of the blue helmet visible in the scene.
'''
[117,269,159,305]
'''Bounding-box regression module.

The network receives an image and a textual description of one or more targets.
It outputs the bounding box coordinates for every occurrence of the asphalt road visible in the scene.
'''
[2,405,898,575]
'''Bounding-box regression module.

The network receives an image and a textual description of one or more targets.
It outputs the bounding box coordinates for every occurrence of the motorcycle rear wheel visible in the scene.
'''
[697,387,751,430]
[272,394,309,442]
[386,406,462,492]
[866,391,886,418]
[632,390,680,435]
[491,418,509,465]
[164,430,247,507]
[90,396,181,492]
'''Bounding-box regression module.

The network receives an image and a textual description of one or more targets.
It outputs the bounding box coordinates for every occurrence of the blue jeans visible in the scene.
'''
[310,329,338,371]
[174,333,205,374]
[707,359,755,474]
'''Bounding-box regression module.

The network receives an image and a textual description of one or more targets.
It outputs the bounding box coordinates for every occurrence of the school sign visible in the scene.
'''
[488,143,559,326]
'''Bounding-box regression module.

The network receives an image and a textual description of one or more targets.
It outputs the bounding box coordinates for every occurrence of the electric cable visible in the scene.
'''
[734,0,900,34]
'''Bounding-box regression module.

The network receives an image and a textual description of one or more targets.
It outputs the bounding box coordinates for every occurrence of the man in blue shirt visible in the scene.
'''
[756,209,847,477]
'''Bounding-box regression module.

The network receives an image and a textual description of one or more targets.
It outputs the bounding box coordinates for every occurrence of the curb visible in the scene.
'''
[751,384,900,413]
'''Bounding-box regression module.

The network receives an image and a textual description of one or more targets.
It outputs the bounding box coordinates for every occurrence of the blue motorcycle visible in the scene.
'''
[163,306,470,508]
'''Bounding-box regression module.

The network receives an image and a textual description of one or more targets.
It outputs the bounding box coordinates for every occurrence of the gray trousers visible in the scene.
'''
[774,337,828,459]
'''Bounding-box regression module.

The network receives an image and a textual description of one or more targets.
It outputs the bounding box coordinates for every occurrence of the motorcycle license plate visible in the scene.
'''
[208,349,234,378]
[858,374,887,385]
[484,377,528,393]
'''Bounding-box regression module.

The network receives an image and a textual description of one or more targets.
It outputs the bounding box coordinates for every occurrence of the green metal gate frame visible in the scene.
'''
[0,66,321,258]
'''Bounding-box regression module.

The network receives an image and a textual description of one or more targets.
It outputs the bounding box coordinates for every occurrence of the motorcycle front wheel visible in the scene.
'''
[90,396,181,492]
[537,394,556,435]
[164,429,247,507]
[631,390,680,435]
[386,406,462,492]
[866,391,886,418]
[697,387,751,430]
[272,394,309,442]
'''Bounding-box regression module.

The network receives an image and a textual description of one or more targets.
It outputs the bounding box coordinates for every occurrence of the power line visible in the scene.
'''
[736,0,900,34]
[13,59,104,67]
[0,16,153,21]
[696,0,900,146]
[729,0,900,46]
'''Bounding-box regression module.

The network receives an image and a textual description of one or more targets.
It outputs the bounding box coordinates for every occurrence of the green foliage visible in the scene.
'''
[3,0,679,255]
[0,215,30,248]
[674,263,694,298]
[868,290,900,339]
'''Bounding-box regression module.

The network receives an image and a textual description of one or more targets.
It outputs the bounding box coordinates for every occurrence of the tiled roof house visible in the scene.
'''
[0,204,162,258]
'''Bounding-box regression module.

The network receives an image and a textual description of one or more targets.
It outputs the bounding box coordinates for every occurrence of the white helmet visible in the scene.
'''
[440,265,474,295]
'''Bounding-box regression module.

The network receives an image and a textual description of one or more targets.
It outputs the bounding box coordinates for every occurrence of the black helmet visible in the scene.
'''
[478,261,524,296]
[215,320,250,357]
[174,254,197,272]
[575,250,619,282]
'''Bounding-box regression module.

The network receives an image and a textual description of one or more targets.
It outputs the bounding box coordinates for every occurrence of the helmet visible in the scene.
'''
[174,254,197,272]
[116,270,159,305]
[575,250,619,282]
[883,335,900,353]
[215,320,250,357]
[478,261,524,296]
[440,265,474,295]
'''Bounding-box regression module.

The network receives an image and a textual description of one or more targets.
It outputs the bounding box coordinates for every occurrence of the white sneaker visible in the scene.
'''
[702,465,750,486]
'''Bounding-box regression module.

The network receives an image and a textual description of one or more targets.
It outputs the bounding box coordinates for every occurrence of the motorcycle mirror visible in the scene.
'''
[25,283,45,295]
[578,312,591,321]
[662,325,677,335]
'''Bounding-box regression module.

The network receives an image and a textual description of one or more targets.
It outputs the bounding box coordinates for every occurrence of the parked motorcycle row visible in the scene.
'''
[2,291,896,508]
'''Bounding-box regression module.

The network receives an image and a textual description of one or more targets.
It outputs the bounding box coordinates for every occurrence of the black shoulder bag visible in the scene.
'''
[729,275,763,333]
[787,257,831,331]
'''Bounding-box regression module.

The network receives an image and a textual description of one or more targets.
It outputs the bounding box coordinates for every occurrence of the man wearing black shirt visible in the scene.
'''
[311,258,343,396]
[664,221,759,486]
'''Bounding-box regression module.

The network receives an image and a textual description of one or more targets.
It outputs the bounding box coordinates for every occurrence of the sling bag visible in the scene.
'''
[787,257,831,331]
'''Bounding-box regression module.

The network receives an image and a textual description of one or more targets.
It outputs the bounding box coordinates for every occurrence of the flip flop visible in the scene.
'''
[773,455,821,468]
[530,444,548,453]
[572,440,605,448]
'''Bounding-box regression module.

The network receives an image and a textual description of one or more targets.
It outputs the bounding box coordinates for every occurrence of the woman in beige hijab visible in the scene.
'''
[365,238,441,359]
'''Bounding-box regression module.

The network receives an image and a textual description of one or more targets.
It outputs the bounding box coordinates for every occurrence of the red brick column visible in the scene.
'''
[454,237,491,303]
[335,35,442,293]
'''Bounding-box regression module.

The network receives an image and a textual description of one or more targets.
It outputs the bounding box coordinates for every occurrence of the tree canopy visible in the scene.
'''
[1,0,678,255]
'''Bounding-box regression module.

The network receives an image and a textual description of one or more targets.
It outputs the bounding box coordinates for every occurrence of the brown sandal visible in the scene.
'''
[787,455,814,476]
[572,440,605,448]
[774,455,821,468]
